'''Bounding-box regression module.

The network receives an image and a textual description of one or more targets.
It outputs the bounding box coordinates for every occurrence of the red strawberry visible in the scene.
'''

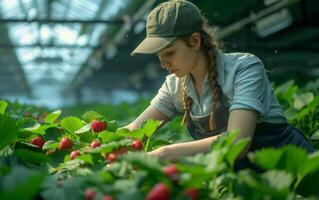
[163,164,179,180]
[107,153,117,163]
[91,120,107,133]
[146,183,170,200]
[103,195,114,200]
[70,150,80,160]
[59,137,73,150]
[90,140,101,148]
[182,187,199,200]
[115,147,128,155]
[131,139,143,151]
[31,136,45,148]
[85,188,96,200]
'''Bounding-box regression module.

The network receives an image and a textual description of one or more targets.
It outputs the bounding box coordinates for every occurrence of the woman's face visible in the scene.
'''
[157,38,201,78]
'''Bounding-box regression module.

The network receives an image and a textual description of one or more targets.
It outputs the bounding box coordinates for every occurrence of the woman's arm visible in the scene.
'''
[148,109,257,160]
[123,105,171,131]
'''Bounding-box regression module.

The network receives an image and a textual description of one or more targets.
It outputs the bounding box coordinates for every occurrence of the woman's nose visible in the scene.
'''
[159,58,171,69]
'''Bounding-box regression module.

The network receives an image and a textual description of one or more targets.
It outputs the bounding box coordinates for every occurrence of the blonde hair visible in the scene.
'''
[180,21,223,131]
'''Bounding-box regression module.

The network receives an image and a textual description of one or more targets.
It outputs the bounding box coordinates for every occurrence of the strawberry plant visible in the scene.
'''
[1,78,319,200]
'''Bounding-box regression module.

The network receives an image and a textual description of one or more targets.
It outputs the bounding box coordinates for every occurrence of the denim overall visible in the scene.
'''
[186,93,315,172]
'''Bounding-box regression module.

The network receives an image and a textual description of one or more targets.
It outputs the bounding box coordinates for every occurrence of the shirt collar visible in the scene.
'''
[183,50,225,97]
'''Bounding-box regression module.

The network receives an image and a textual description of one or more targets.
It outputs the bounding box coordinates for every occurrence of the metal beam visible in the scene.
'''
[0,43,102,49]
[0,18,125,24]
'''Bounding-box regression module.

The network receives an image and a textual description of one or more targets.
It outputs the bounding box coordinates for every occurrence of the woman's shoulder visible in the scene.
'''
[220,51,264,72]
[222,51,262,64]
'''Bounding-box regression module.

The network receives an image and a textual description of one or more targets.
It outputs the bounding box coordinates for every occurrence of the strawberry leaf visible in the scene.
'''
[143,119,162,138]
[75,123,91,134]
[82,111,103,123]
[60,116,85,135]
[0,100,8,115]
[0,115,19,150]
[45,110,62,124]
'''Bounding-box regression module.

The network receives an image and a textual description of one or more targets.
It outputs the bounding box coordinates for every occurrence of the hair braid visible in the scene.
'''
[180,77,192,126]
[179,21,223,131]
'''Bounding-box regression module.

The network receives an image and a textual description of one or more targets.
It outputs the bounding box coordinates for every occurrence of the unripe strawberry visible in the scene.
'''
[103,195,114,200]
[33,114,39,121]
[163,164,179,178]
[107,153,117,163]
[59,137,73,150]
[90,140,101,148]
[70,150,80,160]
[182,187,199,200]
[131,139,143,151]
[85,188,96,200]
[91,120,107,133]
[46,149,55,155]
[31,136,45,148]
[23,112,31,117]
[146,183,170,200]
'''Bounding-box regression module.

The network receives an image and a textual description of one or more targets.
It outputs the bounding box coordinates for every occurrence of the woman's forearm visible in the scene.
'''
[158,134,220,160]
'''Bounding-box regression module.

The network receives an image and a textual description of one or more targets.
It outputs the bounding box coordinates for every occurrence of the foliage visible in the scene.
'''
[0,78,319,199]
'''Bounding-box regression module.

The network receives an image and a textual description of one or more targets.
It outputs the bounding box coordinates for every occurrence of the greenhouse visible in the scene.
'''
[0,0,319,199]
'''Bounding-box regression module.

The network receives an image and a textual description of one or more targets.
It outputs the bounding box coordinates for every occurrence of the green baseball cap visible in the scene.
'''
[131,0,203,56]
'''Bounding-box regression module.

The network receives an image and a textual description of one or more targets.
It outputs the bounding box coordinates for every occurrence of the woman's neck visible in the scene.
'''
[190,52,209,85]
[190,52,210,97]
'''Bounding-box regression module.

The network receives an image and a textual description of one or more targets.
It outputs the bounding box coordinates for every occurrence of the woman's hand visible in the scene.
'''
[147,146,170,160]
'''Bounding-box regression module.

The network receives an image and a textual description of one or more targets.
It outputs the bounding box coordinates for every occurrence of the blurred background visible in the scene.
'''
[0,0,318,109]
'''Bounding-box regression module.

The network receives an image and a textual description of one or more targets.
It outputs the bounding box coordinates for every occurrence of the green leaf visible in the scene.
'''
[293,92,314,110]
[142,119,162,137]
[60,116,85,135]
[86,139,131,154]
[76,154,94,165]
[24,123,56,135]
[44,110,62,123]
[0,100,8,115]
[121,152,163,174]
[0,115,19,150]
[41,175,86,200]
[42,140,59,150]
[0,167,46,200]
[57,160,84,172]
[310,129,319,140]
[211,129,240,151]
[81,111,103,123]
[15,149,51,164]
[262,170,293,191]
[99,130,124,143]
[226,138,250,168]
[299,151,319,179]
[308,96,319,111]
[107,120,118,132]
[248,148,283,170]
[117,128,144,140]
[75,123,91,134]
[278,145,308,175]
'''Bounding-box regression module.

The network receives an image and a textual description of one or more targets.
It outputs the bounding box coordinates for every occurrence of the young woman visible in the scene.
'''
[126,0,314,171]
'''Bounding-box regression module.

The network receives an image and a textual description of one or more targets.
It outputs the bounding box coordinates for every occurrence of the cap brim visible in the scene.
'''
[131,36,176,56]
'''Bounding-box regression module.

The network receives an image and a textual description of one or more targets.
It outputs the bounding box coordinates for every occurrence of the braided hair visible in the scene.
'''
[180,21,223,131]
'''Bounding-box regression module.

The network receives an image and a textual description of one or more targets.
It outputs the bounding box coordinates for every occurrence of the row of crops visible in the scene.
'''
[0,78,319,200]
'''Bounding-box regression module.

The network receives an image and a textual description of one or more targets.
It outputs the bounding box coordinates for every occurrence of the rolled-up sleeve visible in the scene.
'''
[229,57,268,115]
[150,77,179,119]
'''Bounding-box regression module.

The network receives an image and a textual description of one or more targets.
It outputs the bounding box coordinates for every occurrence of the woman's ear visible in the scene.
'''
[190,32,201,50]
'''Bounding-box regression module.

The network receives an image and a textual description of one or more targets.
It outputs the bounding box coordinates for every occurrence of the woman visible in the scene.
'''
[126,0,314,171]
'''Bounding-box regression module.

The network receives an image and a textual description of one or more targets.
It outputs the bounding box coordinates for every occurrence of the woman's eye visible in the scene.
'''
[165,51,175,56]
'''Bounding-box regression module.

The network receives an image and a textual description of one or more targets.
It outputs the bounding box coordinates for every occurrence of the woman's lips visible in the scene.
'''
[169,69,177,73]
